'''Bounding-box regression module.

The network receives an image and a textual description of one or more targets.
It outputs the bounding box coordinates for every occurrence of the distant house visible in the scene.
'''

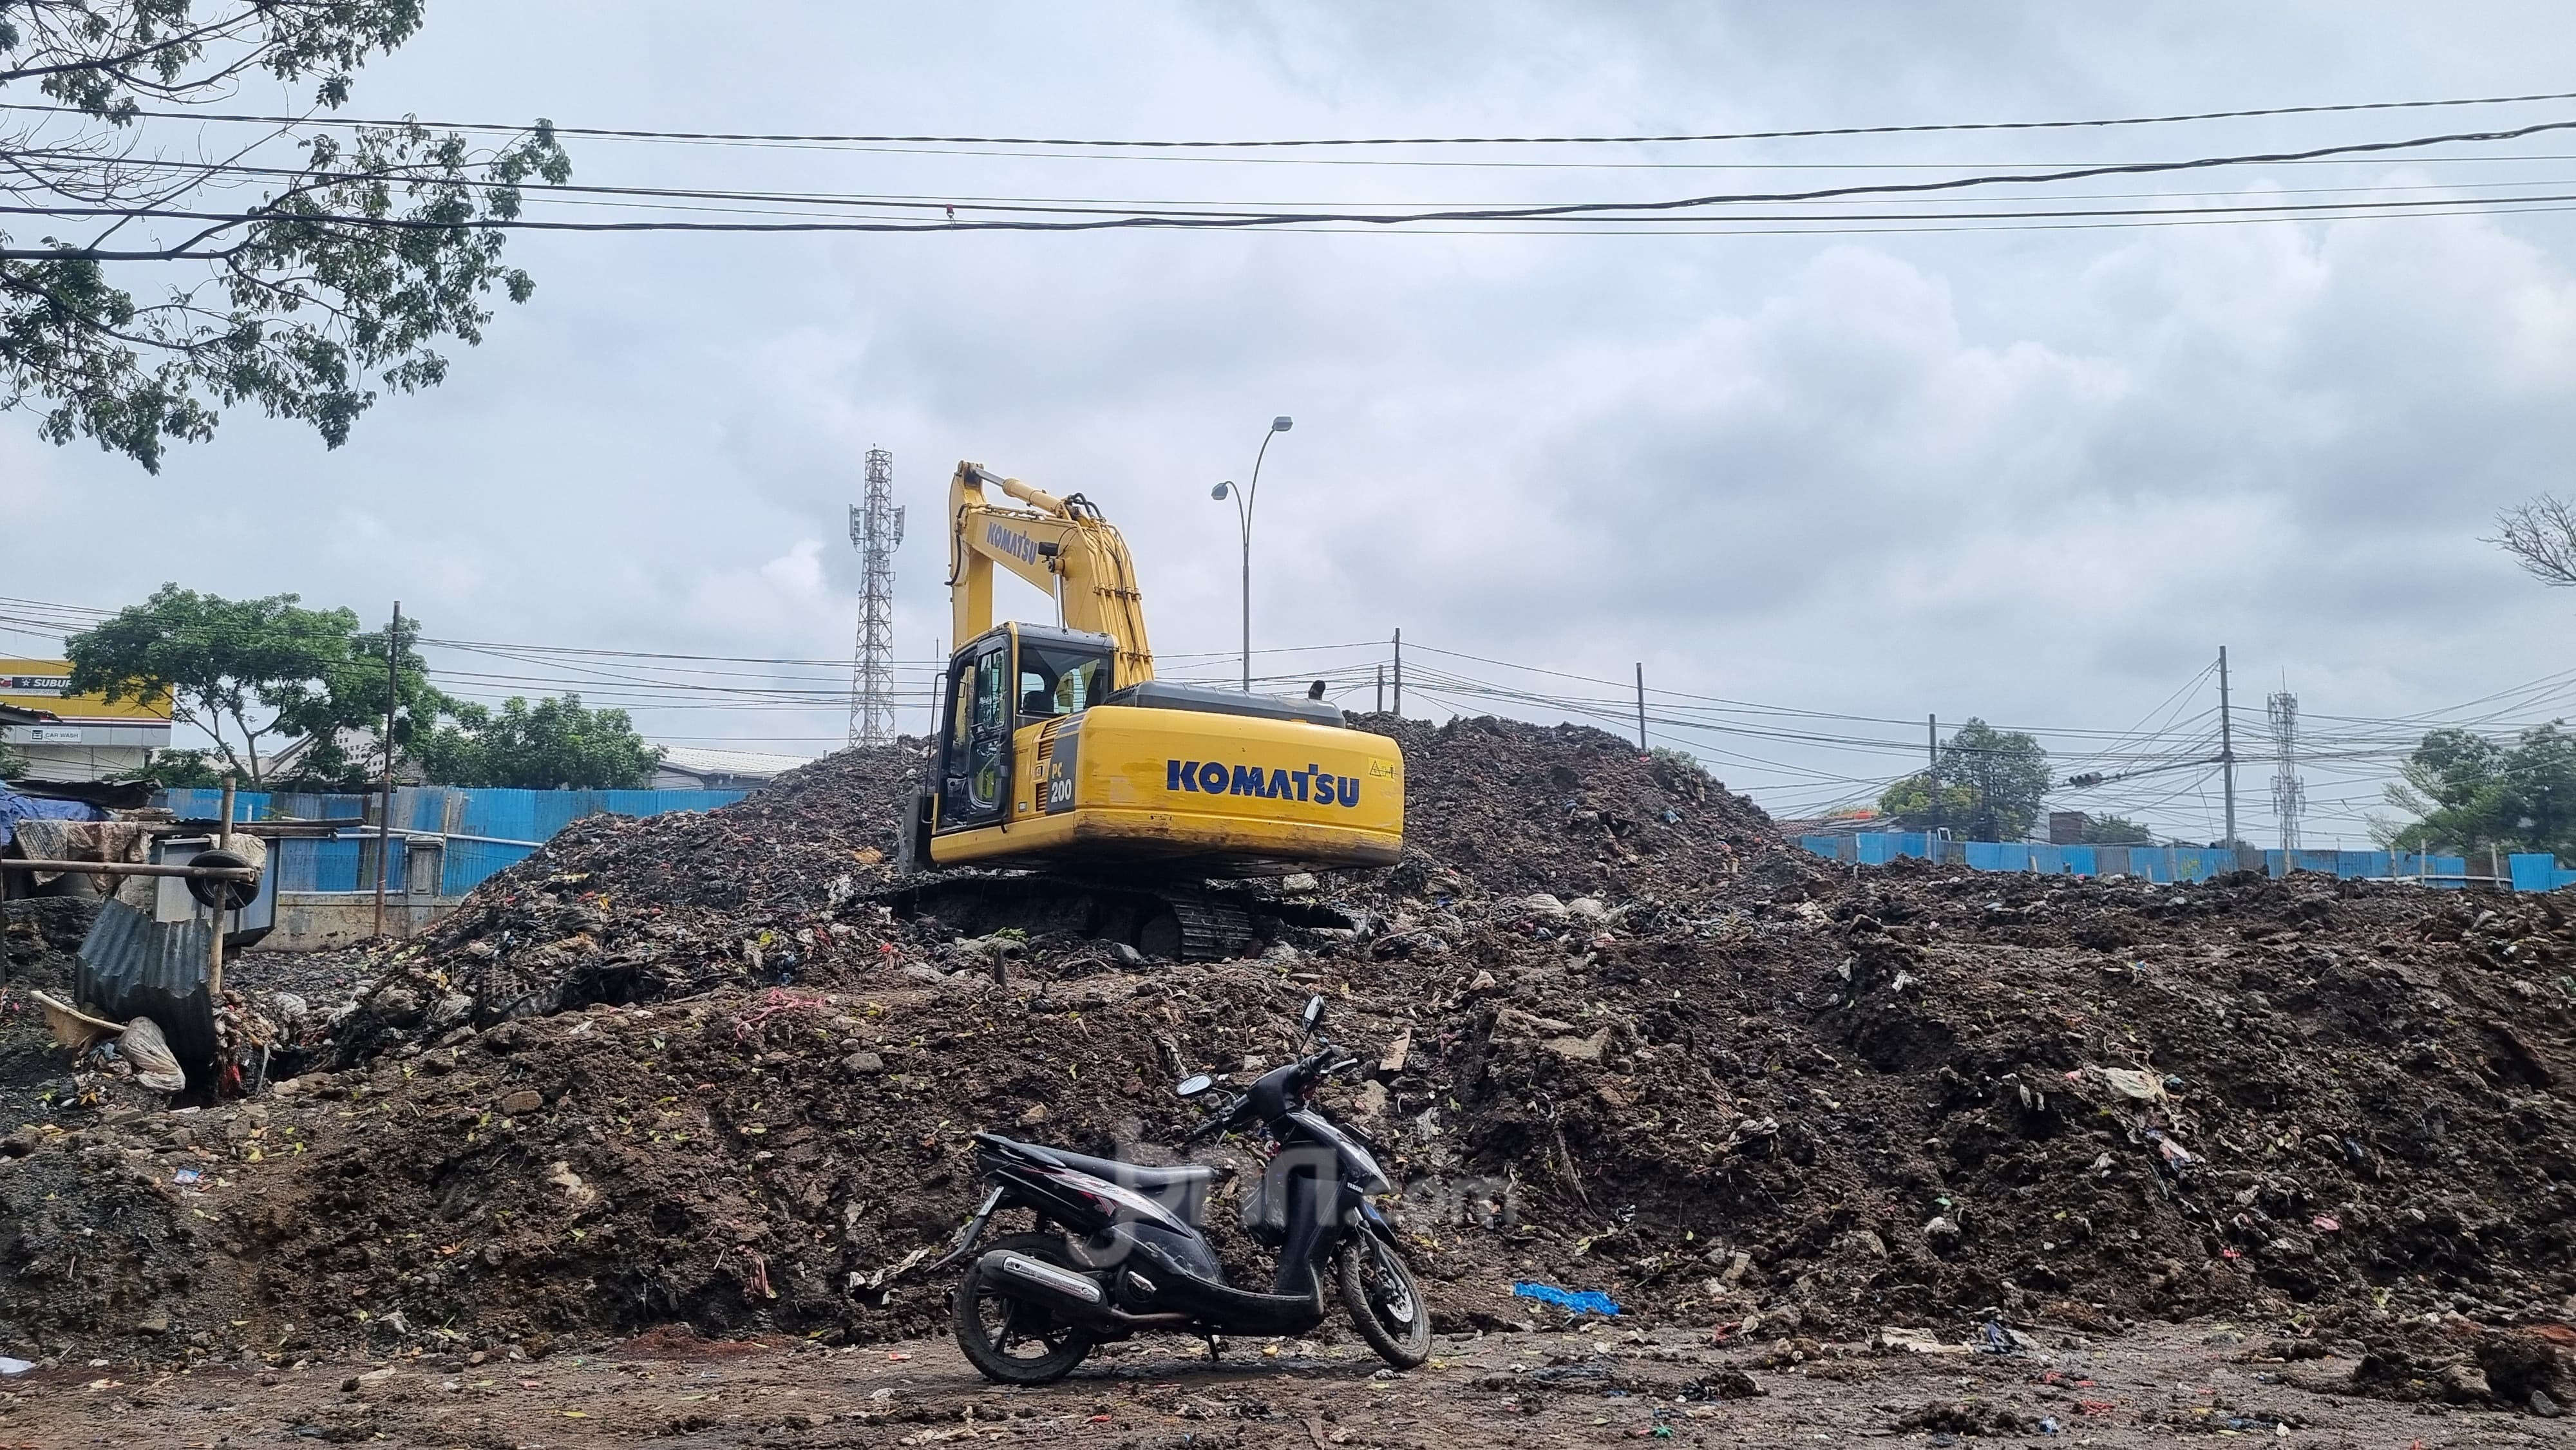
[650,745,813,791]
[0,659,172,782]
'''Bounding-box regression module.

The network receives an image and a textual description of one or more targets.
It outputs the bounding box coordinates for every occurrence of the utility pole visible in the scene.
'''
[1927,714,1940,836]
[1375,664,1385,715]
[374,601,400,940]
[1634,664,1647,753]
[2217,645,2237,851]
[1392,629,1403,717]
[849,447,904,747]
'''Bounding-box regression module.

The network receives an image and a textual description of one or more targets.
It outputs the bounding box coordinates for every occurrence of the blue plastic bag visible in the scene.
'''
[1511,1281,1622,1316]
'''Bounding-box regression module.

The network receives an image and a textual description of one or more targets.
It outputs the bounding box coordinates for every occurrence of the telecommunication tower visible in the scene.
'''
[2266,688,2304,853]
[848,447,904,748]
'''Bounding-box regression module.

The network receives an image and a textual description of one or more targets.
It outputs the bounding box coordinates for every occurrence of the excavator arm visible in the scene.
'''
[947,461,1155,686]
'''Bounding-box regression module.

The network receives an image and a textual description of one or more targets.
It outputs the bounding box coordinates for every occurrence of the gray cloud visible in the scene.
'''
[6,1,2575,846]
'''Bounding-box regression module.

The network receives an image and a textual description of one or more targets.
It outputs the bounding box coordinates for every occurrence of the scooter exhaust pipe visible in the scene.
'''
[973,1250,1198,1332]
[981,1250,1103,1306]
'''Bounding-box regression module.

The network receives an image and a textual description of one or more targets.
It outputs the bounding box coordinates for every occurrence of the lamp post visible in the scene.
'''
[1211,415,1292,692]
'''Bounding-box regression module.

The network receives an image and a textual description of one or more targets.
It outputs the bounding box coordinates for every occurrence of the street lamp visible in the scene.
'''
[1212,415,1293,691]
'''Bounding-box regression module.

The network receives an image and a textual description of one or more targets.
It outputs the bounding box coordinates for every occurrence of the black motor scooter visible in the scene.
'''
[930,995,1431,1383]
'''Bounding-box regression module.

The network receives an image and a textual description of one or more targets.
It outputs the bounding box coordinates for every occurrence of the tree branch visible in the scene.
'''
[2490,494,2576,587]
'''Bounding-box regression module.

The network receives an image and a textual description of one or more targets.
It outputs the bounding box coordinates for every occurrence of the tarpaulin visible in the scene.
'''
[0,783,102,847]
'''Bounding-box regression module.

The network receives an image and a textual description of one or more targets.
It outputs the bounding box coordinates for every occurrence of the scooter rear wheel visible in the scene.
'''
[1338,1234,1432,1368]
[952,1232,1097,1385]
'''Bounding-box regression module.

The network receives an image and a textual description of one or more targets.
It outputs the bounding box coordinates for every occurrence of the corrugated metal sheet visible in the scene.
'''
[2510,853,2576,892]
[444,838,537,896]
[76,900,218,1084]
[160,787,268,822]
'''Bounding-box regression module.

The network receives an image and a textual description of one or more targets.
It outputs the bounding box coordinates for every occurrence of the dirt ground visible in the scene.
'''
[3,1319,2569,1449]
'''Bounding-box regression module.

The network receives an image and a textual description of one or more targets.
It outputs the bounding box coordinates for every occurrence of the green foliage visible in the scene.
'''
[117,747,221,788]
[2077,813,2155,845]
[0,737,24,779]
[64,584,442,788]
[1876,718,2052,840]
[1646,745,1703,777]
[1,3,569,470]
[2380,724,2576,861]
[413,694,661,791]
[1874,773,1975,831]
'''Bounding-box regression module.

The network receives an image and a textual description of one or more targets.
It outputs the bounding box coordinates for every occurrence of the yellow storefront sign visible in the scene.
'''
[0,659,172,724]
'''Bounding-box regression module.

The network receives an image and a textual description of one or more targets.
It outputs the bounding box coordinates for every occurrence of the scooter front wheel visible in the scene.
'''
[1338,1234,1432,1369]
[952,1232,1097,1385]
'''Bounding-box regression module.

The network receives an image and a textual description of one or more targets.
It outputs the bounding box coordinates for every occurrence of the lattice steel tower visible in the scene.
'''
[2266,688,2304,853]
[848,447,905,748]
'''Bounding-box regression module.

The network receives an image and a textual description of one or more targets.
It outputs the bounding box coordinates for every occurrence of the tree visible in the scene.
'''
[1876,717,2052,840]
[0,737,24,779]
[413,694,661,790]
[64,584,442,787]
[2,3,569,471]
[2379,723,2576,861]
[2077,813,2154,845]
[1873,772,1974,832]
[117,746,220,787]
[2490,494,2576,588]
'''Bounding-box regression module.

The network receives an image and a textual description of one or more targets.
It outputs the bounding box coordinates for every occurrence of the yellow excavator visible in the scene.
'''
[896,461,1403,958]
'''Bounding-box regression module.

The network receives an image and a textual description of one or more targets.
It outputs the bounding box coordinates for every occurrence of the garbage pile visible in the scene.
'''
[327,744,926,1053]
[1,715,2571,1418]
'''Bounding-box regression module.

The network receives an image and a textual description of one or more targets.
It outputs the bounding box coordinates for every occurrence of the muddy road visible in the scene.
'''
[6,1320,2562,1448]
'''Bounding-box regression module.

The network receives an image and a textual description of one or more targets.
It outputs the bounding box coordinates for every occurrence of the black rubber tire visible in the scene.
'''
[1338,1234,1431,1369]
[951,1233,1097,1385]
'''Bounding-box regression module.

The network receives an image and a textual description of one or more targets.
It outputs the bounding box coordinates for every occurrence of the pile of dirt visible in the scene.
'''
[1347,711,1786,901]
[325,744,927,1056]
[1,715,2571,1420]
[1,896,97,993]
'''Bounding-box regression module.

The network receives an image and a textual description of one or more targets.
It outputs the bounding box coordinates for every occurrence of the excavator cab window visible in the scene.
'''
[1017,642,1113,724]
[966,646,1009,811]
[937,641,1012,830]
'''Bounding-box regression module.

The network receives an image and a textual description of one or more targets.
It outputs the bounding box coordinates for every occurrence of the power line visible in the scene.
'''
[16,115,2576,241]
[11,86,2575,149]
[62,146,2576,220]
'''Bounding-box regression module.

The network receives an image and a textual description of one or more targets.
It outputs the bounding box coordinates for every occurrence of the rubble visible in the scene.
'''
[0,713,2567,1421]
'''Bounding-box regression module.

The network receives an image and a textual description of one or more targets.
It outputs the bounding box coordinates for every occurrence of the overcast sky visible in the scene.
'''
[8,1,2576,846]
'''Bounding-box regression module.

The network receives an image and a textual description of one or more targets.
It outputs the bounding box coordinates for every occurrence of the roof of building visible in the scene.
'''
[654,745,815,780]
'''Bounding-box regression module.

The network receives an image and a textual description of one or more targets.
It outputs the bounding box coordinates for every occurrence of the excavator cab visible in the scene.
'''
[927,623,1116,842]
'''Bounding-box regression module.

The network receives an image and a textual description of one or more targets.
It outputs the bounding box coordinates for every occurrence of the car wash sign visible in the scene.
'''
[1166,758,1362,808]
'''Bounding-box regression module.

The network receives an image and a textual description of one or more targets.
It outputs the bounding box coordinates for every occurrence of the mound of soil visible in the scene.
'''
[2,715,2571,1418]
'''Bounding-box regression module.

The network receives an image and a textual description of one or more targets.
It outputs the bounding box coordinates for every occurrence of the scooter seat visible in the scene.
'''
[973,1133,1228,1191]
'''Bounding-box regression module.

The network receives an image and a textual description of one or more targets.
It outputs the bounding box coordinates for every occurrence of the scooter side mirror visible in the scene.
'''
[1301,994,1325,1034]
[1175,1073,1215,1098]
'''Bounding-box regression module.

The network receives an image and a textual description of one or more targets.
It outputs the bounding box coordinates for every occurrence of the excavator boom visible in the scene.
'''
[948,462,1154,687]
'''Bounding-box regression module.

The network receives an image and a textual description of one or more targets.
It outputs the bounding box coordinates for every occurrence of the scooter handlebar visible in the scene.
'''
[1182,1095,1246,1144]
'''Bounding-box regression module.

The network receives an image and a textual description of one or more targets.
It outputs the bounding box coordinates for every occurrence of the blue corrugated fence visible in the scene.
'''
[156,784,749,898]
[1796,832,2559,889]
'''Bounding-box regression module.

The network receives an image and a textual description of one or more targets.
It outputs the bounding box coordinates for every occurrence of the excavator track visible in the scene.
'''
[1156,892,1256,963]
[876,874,1306,964]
